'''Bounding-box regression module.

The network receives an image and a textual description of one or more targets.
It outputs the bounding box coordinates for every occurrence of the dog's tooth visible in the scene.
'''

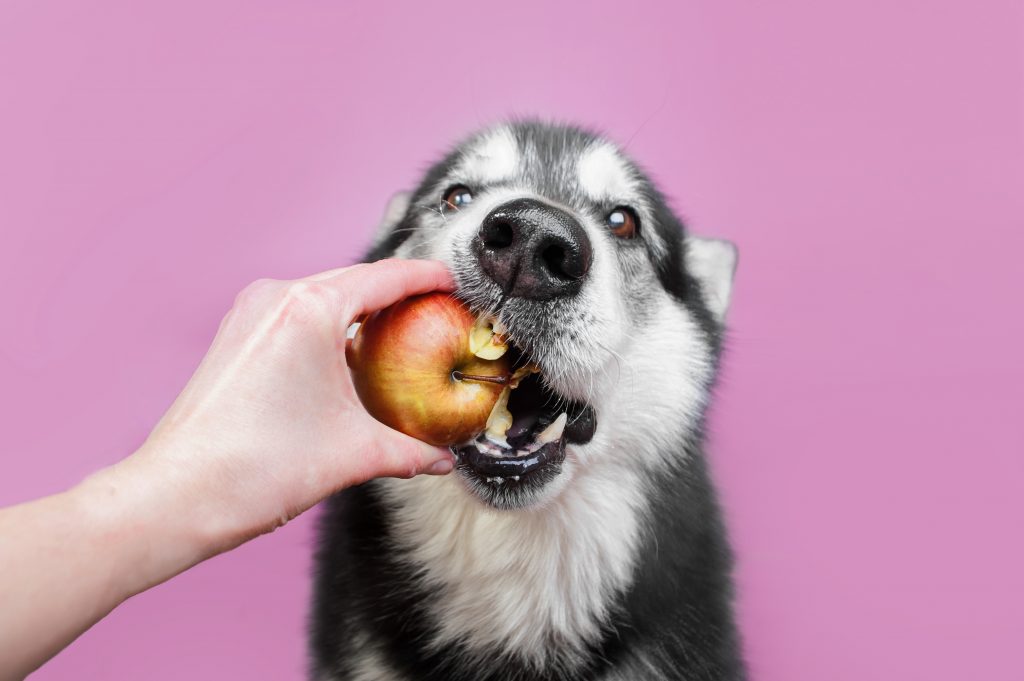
[536,412,568,444]
[483,434,510,450]
[475,440,505,458]
[511,476,520,482]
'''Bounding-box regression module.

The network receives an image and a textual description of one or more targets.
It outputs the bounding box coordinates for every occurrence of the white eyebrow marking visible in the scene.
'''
[458,127,519,184]
[577,142,634,200]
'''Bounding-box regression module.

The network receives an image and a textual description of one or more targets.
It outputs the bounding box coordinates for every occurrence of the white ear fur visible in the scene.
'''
[371,191,411,246]
[685,236,738,321]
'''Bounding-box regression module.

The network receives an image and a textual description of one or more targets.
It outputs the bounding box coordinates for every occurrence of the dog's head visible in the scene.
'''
[369,121,736,510]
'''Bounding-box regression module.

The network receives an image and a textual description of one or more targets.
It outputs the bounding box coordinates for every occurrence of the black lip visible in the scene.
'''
[453,438,565,478]
[564,403,597,444]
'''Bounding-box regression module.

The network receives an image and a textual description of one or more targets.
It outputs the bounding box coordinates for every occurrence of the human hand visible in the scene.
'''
[113,259,456,560]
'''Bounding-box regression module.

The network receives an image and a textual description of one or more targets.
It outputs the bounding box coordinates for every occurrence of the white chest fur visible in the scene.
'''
[378,458,647,667]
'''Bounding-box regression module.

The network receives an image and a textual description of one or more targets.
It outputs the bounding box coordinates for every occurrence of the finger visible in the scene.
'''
[349,419,455,484]
[324,259,455,318]
[304,265,356,282]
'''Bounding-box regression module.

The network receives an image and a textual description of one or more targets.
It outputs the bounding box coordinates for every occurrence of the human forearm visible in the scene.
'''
[0,446,236,681]
[0,488,106,681]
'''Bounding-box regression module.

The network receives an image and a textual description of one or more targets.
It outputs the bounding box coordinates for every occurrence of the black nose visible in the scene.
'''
[473,198,593,301]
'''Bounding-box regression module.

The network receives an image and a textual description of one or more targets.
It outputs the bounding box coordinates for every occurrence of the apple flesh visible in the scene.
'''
[347,292,512,446]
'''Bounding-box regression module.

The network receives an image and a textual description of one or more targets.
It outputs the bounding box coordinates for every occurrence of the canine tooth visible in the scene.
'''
[536,412,568,444]
[511,476,520,482]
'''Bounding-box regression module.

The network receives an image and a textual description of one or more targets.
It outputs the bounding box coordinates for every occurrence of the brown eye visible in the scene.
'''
[606,207,639,238]
[443,185,474,211]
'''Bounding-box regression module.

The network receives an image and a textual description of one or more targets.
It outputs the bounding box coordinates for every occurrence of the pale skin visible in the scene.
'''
[0,259,456,681]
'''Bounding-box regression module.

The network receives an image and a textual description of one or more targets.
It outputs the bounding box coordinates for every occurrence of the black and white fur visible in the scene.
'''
[310,122,744,680]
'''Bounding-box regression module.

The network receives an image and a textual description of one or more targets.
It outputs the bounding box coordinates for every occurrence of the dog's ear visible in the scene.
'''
[685,236,738,322]
[370,191,412,247]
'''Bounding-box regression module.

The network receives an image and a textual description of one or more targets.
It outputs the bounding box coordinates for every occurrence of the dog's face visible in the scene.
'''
[371,122,736,510]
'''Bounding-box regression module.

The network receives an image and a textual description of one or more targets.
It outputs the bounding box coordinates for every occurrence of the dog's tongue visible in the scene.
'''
[506,411,542,447]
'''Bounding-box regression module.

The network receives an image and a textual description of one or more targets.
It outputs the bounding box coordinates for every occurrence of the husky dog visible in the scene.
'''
[310,121,744,680]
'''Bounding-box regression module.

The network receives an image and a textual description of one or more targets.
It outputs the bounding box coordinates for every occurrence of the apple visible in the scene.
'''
[347,292,514,446]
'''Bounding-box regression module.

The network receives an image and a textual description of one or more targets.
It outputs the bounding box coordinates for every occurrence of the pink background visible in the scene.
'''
[2,1,1022,679]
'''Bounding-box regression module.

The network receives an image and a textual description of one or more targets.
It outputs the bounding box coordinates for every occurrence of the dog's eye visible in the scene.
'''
[443,185,474,211]
[606,207,639,238]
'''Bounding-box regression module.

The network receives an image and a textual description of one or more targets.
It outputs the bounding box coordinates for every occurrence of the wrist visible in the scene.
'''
[72,441,244,602]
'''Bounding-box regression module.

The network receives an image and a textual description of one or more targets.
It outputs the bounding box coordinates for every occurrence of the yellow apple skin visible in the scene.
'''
[346,292,510,446]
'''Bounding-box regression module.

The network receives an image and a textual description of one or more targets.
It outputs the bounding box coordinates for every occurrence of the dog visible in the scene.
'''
[310,121,744,680]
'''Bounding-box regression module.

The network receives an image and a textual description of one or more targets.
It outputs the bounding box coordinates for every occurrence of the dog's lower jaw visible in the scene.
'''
[375,450,644,670]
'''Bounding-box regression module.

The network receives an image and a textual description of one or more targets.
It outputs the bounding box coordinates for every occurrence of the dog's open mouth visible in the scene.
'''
[451,348,597,489]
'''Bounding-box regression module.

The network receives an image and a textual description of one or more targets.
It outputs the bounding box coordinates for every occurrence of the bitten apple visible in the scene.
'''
[347,292,512,446]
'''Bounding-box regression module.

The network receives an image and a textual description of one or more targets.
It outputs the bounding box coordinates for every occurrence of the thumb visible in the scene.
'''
[349,419,455,484]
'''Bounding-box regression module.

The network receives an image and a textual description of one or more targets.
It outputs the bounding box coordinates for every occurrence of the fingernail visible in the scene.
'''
[425,457,454,475]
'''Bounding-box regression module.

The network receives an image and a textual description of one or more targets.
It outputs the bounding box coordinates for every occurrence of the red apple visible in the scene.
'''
[347,292,512,446]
